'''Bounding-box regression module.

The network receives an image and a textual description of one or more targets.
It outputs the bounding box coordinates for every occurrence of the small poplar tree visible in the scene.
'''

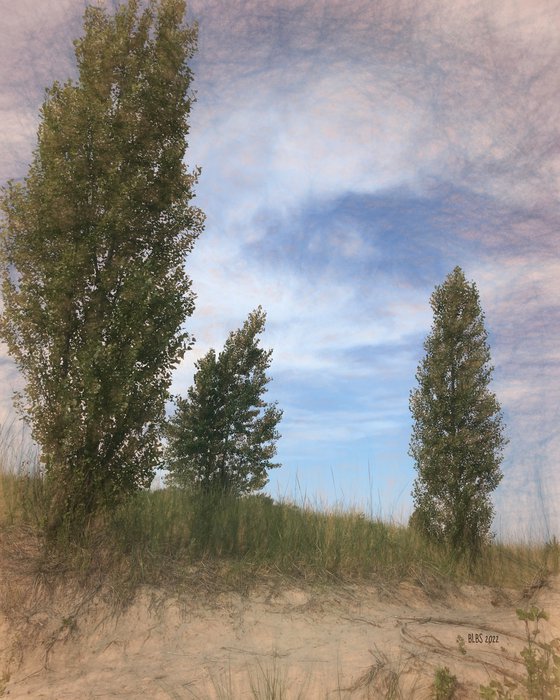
[0,0,204,529]
[409,266,507,554]
[166,306,283,496]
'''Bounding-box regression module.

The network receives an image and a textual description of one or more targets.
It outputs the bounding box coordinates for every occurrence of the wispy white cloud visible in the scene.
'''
[172,226,432,391]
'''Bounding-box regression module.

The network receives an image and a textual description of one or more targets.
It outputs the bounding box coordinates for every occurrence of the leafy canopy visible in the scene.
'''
[409,266,507,553]
[166,306,283,496]
[0,0,203,524]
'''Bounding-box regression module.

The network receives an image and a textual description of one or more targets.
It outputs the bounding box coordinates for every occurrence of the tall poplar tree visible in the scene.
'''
[409,266,507,554]
[166,307,283,496]
[0,0,203,528]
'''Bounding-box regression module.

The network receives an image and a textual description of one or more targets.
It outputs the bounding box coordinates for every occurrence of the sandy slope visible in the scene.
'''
[1,573,559,699]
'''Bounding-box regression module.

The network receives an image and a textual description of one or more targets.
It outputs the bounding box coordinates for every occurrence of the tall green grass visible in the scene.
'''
[1,462,558,605]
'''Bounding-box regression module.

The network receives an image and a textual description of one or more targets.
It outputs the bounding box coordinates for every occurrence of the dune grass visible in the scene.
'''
[1,460,558,609]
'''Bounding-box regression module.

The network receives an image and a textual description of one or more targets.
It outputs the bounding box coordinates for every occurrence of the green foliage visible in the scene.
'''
[433,666,458,699]
[0,1,203,529]
[165,306,283,496]
[409,266,507,555]
[517,607,560,699]
[480,607,560,699]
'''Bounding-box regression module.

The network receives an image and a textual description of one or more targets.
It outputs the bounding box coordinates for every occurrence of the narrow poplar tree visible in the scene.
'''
[0,0,203,528]
[166,307,283,496]
[409,266,507,554]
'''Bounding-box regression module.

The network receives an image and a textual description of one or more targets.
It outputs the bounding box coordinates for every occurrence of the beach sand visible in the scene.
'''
[1,569,559,698]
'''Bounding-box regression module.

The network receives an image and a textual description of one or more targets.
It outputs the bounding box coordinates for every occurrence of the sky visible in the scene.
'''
[1,0,559,540]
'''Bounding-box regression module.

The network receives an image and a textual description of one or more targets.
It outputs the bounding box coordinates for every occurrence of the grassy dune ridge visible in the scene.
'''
[1,463,558,604]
